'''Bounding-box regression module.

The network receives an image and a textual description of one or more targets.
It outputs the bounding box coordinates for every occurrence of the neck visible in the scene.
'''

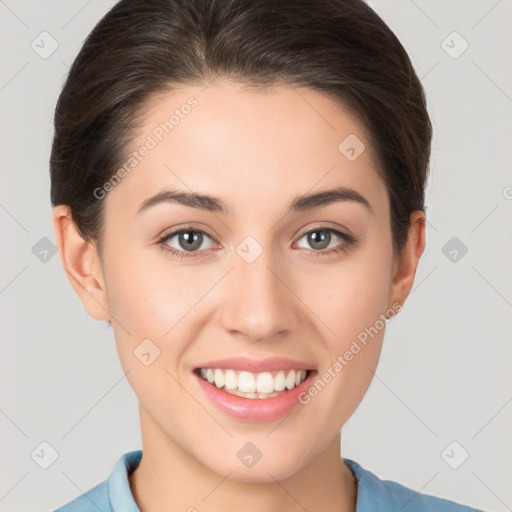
[129,406,357,512]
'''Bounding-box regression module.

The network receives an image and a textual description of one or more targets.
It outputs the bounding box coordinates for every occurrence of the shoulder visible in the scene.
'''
[343,458,484,512]
[52,480,110,512]
[52,450,142,512]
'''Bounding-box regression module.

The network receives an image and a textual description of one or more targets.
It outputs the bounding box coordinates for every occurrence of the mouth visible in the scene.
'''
[192,358,318,422]
[193,367,312,400]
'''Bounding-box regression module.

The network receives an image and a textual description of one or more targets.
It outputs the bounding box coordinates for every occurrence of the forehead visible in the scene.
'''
[105,79,388,219]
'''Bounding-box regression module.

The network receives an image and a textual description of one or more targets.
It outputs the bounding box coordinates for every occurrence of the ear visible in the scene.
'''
[52,205,110,322]
[387,210,426,312]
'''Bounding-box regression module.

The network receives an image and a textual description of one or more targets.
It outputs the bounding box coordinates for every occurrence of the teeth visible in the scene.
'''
[274,371,286,391]
[224,369,237,390]
[256,372,274,394]
[238,371,256,393]
[197,368,309,397]
[214,369,224,389]
[285,370,296,390]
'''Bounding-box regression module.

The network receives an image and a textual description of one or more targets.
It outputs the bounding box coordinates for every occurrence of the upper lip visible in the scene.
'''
[195,357,315,373]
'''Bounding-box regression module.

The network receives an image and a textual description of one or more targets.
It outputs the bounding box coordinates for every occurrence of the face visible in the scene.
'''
[70,79,416,482]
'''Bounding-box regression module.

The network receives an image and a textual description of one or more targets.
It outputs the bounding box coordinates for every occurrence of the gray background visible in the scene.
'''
[1,1,511,511]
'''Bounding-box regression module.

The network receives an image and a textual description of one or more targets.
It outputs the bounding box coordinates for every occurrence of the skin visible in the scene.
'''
[53,78,425,512]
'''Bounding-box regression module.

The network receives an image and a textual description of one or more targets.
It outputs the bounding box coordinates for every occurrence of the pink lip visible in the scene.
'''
[194,356,315,373]
[193,366,318,422]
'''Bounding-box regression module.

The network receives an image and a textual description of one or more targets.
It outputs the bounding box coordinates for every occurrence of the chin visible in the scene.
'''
[198,444,310,484]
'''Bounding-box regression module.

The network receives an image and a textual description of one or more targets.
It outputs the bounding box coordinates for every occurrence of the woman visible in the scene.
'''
[50,0,483,510]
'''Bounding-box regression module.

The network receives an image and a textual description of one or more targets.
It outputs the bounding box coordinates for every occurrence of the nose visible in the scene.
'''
[219,243,299,341]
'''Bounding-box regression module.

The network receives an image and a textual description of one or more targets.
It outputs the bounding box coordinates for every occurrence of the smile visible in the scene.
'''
[196,368,310,399]
[192,358,318,422]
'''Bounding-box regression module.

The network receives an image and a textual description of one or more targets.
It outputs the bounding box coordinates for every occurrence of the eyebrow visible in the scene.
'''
[136,185,373,216]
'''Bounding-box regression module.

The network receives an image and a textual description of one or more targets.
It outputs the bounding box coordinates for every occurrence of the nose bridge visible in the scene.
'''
[220,236,298,340]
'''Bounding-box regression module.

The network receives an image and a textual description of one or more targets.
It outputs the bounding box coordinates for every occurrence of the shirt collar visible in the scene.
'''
[108,449,142,511]
[107,450,366,511]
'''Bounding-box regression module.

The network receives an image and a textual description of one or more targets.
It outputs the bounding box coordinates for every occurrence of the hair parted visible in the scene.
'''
[50,0,432,254]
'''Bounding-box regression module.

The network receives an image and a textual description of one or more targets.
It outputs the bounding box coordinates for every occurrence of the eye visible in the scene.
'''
[294,227,356,257]
[157,227,215,259]
[157,226,357,260]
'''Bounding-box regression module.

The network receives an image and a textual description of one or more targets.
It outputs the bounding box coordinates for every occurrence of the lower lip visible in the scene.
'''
[193,370,317,422]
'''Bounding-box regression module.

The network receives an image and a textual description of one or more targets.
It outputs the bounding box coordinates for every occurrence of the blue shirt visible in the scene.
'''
[53,450,484,511]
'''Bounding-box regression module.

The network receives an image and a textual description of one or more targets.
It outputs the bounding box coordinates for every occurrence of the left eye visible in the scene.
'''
[295,228,349,252]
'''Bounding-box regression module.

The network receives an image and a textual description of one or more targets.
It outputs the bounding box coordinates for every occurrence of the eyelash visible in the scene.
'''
[157,225,358,260]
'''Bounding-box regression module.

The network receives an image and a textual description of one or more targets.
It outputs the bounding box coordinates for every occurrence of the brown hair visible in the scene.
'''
[50,0,432,254]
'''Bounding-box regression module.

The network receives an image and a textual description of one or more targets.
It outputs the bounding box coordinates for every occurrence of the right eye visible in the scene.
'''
[157,227,216,259]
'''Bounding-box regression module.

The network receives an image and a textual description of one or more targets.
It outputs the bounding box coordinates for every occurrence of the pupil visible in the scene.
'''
[181,231,201,251]
[309,230,329,249]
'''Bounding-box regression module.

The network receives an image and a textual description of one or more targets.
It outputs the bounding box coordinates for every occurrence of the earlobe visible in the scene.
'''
[387,210,426,313]
[52,205,111,322]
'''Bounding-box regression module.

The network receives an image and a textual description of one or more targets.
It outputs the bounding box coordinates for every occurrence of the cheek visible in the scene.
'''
[304,246,393,346]
[296,239,392,421]
[105,259,195,419]
[103,246,197,334]
[103,250,213,397]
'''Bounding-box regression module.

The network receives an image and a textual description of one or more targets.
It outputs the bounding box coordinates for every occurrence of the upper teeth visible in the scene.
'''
[199,368,308,394]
